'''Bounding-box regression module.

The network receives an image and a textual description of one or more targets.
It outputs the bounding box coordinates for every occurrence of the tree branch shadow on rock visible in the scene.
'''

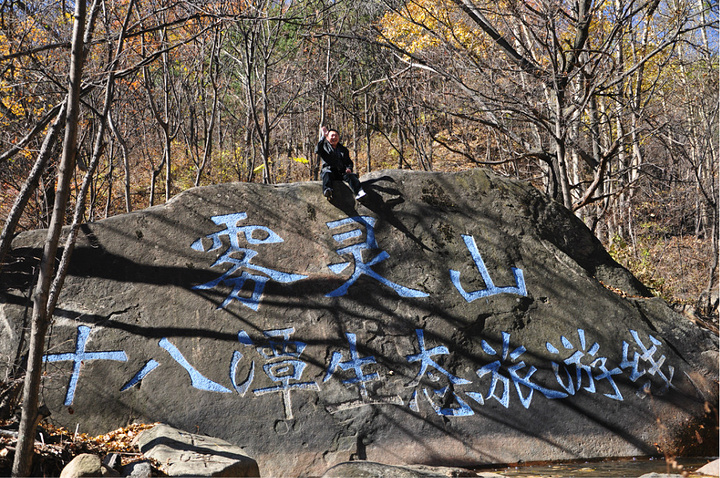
[329,176,432,253]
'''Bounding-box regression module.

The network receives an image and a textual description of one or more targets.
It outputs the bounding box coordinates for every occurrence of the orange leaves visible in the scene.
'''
[43,422,157,454]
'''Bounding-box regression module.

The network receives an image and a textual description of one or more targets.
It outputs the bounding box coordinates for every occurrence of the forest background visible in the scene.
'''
[0,0,717,474]
[0,0,717,317]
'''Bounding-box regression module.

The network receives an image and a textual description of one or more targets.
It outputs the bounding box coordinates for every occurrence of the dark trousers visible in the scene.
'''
[322,170,362,195]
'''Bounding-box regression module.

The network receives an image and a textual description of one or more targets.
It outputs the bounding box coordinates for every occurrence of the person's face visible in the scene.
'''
[327,130,339,146]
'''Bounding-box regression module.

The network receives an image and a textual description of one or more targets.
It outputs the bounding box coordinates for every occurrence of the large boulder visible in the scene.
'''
[1,169,717,477]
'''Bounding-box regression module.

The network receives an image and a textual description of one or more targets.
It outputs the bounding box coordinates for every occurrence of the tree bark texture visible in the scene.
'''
[11,0,87,474]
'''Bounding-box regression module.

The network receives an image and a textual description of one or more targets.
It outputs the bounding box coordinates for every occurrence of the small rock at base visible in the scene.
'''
[121,460,153,478]
[60,453,119,477]
[696,459,720,477]
[135,423,259,477]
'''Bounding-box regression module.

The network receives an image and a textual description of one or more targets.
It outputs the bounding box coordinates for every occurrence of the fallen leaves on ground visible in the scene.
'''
[0,420,161,476]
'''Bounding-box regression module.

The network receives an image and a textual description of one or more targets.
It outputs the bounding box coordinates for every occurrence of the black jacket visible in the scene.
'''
[316,138,354,174]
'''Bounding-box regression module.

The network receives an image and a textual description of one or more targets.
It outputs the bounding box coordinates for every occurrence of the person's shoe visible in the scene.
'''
[355,189,366,200]
[324,189,333,200]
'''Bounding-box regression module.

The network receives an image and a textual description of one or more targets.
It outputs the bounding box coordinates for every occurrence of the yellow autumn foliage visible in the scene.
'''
[379,0,680,78]
[378,0,490,57]
[0,8,67,129]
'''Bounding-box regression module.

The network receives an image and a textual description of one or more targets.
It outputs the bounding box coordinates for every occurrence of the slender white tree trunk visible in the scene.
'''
[11,0,86,474]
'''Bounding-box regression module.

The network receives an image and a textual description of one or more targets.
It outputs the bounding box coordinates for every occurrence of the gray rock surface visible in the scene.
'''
[638,474,684,478]
[120,460,153,478]
[1,169,717,477]
[321,461,495,477]
[134,423,259,477]
[59,453,118,477]
[696,459,720,476]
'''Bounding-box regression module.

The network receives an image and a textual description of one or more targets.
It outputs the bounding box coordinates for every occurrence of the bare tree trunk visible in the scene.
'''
[316,34,331,180]
[48,0,132,316]
[104,138,115,218]
[108,114,131,212]
[11,0,87,474]
[195,30,221,187]
[141,23,175,204]
[163,41,173,201]
[554,94,572,210]
[365,93,371,173]
[260,59,272,184]
[394,97,405,169]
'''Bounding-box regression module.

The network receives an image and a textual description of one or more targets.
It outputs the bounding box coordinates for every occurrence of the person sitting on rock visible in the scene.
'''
[316,126,366,201]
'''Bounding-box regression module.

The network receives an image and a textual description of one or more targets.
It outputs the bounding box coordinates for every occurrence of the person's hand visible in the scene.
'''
[321,126,329,137]
[346,168,352,174]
